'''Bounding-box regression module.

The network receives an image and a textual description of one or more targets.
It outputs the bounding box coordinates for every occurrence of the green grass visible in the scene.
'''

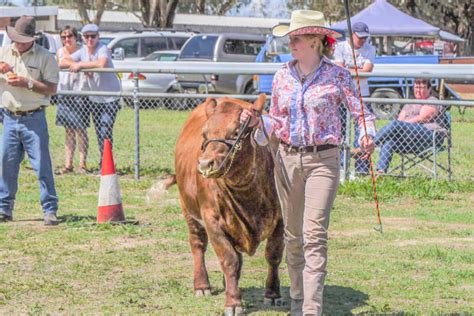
[0,106,472,314]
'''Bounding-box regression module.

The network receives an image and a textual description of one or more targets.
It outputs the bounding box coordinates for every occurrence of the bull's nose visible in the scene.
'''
[198,159,213,171]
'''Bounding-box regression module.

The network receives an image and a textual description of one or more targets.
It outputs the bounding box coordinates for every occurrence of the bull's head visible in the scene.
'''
[198,94,266,178]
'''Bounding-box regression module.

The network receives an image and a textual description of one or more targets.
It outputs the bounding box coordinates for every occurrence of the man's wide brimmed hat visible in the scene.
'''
[6,15,36,43]
[272,10,342,39]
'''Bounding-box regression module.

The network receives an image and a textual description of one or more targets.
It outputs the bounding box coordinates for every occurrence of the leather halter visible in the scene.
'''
[198,116,253,178]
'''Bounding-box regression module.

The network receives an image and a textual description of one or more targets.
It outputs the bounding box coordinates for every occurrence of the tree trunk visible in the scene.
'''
[163,0,180,28]
[196,0,205,14]
[76,0,90,25]
[76,0,107,26]
[92,0,107,26]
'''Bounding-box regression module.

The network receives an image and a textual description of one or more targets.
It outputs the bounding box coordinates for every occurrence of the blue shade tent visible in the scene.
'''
[331,0,439,37]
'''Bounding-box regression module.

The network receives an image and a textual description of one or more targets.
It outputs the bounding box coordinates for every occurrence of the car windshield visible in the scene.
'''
[143,52,178,61]
[180,35,218,59]
[268,37,290,56]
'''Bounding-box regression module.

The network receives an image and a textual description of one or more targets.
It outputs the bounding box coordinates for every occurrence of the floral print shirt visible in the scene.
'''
[269,57,376,146]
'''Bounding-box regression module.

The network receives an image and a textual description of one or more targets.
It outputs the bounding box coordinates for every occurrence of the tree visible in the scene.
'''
[76,0,107,25]
[178,0,239,15]
[398,0,473,54]
[107,0,180,28]
[135,0,179,27]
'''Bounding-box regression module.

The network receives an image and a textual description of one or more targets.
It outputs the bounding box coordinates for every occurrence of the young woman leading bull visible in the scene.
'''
[240,10,376,316]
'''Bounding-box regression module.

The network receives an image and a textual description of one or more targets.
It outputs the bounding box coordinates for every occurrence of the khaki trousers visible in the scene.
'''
[274,145,340,316]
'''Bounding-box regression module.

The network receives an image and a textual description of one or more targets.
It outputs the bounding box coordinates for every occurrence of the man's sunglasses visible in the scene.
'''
[83,34,97,39]
[60,34,74,40]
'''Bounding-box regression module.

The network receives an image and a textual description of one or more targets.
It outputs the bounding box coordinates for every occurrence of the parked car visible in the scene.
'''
[105,30,193,61]
[117,50,181,108]
[173,33,266,96]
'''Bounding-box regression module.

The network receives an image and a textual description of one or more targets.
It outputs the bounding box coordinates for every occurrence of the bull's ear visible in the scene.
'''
[252,93,266,113]
[204,98,217,118]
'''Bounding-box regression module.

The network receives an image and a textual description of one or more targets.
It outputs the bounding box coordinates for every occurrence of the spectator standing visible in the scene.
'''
[241,10,376,315]
[334,21,376,175]
[55,26,90,174]
[0,16,59,225]
[61,24,121,169]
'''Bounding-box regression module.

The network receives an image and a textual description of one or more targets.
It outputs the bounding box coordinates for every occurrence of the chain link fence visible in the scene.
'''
[46,67,474,182]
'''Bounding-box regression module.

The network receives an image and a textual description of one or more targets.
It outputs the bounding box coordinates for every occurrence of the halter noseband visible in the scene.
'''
[198,115,254,178]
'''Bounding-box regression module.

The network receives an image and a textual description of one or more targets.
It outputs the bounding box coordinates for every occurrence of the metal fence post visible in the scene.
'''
[341,106,352,182]
[133,70,140,181]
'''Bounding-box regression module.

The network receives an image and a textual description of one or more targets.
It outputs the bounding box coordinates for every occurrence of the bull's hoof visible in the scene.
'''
[263,297,283,306]
[223,306,245,316]
[195,289,212,297]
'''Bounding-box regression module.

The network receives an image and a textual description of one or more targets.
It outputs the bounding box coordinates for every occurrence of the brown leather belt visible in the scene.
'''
[6,106,45,117]
[281,143,338,154]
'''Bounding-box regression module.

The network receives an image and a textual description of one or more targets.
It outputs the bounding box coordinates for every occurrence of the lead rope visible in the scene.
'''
[343,0,383,233]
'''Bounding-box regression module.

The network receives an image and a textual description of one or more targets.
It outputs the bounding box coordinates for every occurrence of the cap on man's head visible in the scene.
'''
[81,24,99,34]
[352,21,370,38]
[6,15,36,43]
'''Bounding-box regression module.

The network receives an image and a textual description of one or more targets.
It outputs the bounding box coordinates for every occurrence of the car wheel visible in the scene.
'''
[369,89,402,120]
[164,89,194,110]
[244,83,257,95]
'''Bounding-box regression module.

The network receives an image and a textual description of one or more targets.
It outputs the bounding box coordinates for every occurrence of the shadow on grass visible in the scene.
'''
[241,286,290,314]
[241,285,369,314]
[58,214,97,223]
[323,285,369,315]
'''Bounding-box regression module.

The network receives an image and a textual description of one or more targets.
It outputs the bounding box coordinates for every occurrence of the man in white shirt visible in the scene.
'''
[334,21,376,175]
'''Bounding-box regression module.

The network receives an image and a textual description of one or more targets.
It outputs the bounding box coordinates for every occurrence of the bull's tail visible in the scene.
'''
[163,174,177,189]
[146,175,177,204]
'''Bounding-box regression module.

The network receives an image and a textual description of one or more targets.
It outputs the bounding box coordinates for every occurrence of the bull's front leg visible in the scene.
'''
[205,217,244,316]
[183,210,211,296]
[263,217,284,306]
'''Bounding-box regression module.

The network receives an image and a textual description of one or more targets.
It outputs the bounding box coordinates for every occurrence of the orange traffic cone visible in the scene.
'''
[97,139,126,223]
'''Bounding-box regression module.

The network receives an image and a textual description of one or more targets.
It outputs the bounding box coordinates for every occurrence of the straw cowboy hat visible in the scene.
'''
[6,15,36,43]
[273,10,342,39]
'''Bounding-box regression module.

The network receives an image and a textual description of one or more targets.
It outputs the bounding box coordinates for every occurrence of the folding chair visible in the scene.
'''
[388,112,452,180]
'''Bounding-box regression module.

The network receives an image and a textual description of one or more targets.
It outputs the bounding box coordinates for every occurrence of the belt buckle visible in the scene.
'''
[297,146,306,154]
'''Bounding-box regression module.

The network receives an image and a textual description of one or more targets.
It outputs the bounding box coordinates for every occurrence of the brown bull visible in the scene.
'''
[174,95,284,315]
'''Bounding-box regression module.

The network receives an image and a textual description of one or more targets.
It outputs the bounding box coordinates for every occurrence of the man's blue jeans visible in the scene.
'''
[89,101,120,167]
[0,109,58,217]
[375,120,437,172]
